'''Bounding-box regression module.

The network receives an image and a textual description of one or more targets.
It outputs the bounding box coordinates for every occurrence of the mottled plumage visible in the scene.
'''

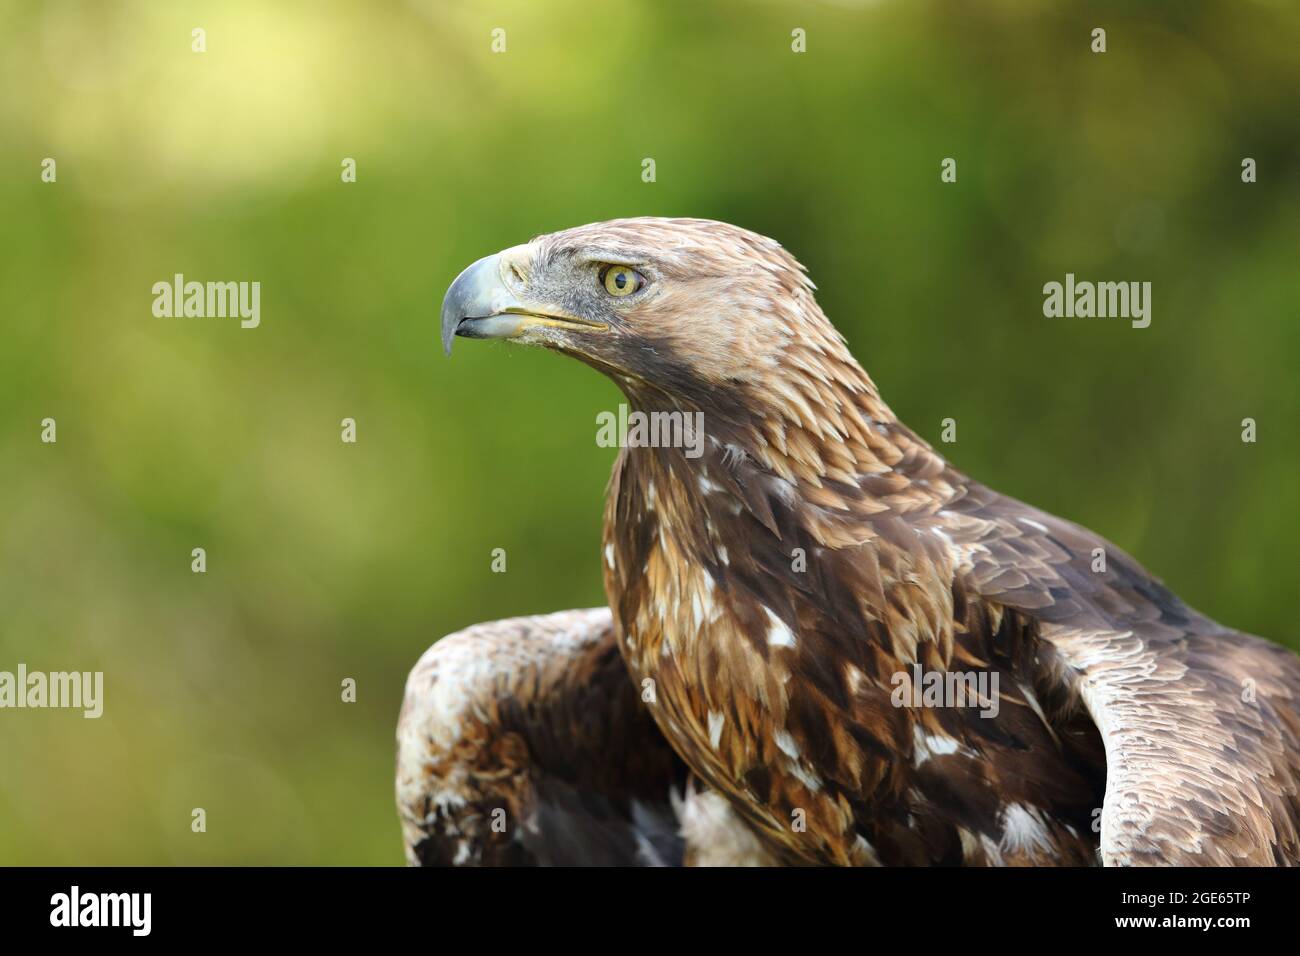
[396,607,768,865]
[412,217,1300,866]
[396,609,685,865]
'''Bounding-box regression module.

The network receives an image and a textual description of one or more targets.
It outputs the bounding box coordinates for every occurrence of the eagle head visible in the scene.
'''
[441,217,855,413]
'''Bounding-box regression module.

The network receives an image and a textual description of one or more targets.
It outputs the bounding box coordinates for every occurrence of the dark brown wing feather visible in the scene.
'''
[943,480,1300,865]
[395,608,688,865]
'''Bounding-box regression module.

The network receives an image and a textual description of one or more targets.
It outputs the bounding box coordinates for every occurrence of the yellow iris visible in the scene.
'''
[602,266,641,297]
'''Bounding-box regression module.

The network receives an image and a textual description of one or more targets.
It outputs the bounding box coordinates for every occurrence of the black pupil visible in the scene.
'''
[615,272,628,289]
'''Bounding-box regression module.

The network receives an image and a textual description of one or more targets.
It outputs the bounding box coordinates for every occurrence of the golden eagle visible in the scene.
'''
[399,218,1300,866]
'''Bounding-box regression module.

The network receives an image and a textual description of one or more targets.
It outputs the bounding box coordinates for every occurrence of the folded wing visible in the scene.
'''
[947,482,1300,865]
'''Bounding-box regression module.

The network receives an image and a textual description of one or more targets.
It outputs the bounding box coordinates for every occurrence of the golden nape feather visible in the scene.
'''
[413,217,1300,866]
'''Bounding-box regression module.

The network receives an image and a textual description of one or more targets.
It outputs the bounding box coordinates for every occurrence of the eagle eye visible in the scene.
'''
[599,265,644,298]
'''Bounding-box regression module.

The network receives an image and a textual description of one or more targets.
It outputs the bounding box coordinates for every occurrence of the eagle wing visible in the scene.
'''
[396,608,687,865]
[396,607,772,865]
[946,481,1300,865]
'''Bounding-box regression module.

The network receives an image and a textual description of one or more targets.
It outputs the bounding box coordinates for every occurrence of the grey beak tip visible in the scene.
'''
[439,285,463,357]
[440,252,513,358]
[439,257,484,359]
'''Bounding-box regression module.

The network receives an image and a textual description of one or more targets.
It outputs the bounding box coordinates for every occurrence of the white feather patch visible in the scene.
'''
[763,607,797,648]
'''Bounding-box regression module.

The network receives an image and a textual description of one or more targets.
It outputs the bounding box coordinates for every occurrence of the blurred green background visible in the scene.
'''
[0,0,1297,864]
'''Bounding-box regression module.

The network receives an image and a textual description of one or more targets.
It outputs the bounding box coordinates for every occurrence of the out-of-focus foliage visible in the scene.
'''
[0,0,1296,864]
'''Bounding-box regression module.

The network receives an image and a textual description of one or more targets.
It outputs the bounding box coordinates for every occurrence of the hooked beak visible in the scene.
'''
[440,252,607,356]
